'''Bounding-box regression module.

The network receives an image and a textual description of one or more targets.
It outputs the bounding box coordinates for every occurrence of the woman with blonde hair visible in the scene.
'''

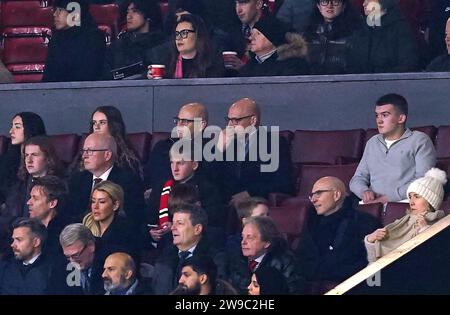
[365,168,447,263]
[83,180,136,254]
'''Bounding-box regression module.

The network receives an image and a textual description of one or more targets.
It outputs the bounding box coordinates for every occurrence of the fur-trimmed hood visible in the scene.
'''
[277,32,308,61]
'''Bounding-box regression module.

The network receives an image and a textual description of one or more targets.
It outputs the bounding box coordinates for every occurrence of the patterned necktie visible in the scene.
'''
[248,259,258,272]
[93,178,102,189]
[175,251,191,286]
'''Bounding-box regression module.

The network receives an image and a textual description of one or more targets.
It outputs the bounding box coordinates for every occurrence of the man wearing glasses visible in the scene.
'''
[295,176,380,284]
[68,133,145,227]
[217,97,294,206]
[49,223,104,294]
[143,102,209,205]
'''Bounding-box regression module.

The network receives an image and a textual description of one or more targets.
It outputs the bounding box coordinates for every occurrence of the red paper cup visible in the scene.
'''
[222,51,238,69]
[149,64,165,79]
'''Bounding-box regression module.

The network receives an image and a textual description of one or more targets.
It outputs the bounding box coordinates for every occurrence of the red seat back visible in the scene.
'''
[127,132,152,163]
[151,132,171,150]
[1,1,53,28]
[296,163,358,197]
[89,4,119,39]
[435,126,450,159]
[49,134,81,164]
[292,129,365,165]
[2,27,51,64]
[356,202,383,223]
[270,204,310,250]
[7,64,45,83]
[365,126,437,146]
[383,202,408,226]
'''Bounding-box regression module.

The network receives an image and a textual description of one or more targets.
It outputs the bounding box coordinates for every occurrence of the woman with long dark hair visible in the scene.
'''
[89,105,142,178]
[149,14,224,79]
[0,112,46,204]
[303,0,364,74]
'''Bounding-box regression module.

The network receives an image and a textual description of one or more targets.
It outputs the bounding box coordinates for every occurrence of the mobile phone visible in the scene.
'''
[147,224,159,229]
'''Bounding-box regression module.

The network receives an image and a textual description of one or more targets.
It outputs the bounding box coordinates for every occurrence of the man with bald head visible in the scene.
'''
[427,17,450,71]
[69,133,145,224]
[295,176,380,283]
[102,252,151,295]
[143,102,212,205]
[218,97,294,205]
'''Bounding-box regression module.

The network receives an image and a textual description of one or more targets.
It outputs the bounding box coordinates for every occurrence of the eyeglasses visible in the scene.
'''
[80,148,109,156]
[308,189,335,200]
[175,29,196,40]
[65,244,87,261]
[173,117,196,125]
[319,0,343,6]
[91,120,108,127]
[225,115,253,125]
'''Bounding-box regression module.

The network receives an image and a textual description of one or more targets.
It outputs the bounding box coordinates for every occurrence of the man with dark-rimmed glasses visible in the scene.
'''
[294,176,380,284]
[217,97,294,206]
[68,133,145,227]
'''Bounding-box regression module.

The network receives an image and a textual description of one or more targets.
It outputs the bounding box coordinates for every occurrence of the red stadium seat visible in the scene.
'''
[356,202,383,223]
[2,27,51,64]
[1,1,53,28]
[128,132,152,163]
[7,64,45,83]
[270,204,310,250]
[365,125,437,146]
[296,163,358,197]
[435,126,450,159]
[279,130,294,150]
[383,202,408,226]
[89,4,120,41]
[151,131,171,150]
[49,134,81,164]
[0,135,9,155]
[291,129,365,165]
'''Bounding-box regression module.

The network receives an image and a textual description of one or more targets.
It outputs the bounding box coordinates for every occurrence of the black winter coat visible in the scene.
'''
[104,30,170,79]
[240,33,310,77]
[350,9,419,73]
[43,25,106,82]
[295,199,381,282]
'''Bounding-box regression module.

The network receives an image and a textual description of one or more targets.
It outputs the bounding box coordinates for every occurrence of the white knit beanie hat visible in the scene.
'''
[406,168,447,210]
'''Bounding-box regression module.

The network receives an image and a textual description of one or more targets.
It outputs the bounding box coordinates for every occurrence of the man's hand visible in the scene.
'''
[362,190,376,203]
[149,222,172,242]
[224,55,245,71]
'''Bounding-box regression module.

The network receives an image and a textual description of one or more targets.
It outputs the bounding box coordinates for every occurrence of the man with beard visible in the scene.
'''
[102,252,152,295]
[0,219,53,294]
[171,255,237,295]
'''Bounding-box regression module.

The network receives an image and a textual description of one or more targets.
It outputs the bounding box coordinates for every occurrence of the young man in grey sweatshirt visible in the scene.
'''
[350,93,436,204]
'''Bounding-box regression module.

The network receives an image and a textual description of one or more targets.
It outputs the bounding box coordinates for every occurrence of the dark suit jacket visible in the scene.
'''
[68,166,145,224]
[219,130,295,200]
[294,198,381,282]
[151,236,227,295]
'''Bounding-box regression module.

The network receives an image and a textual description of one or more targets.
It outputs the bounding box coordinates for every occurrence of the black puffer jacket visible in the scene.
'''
[104,30,170,79]
[350,8,419,73]
[240,32,310,77]
[227,239,306,294]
